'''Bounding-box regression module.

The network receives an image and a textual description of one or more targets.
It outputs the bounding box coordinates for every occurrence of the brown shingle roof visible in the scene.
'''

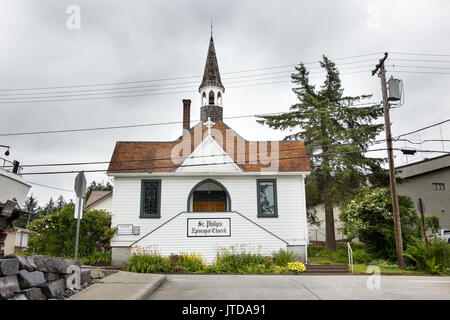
[84,190,112,209]
[199,36,224,91]
[107,121,310,174]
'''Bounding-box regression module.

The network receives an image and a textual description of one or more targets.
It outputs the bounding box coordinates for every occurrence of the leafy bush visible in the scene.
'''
[352,247,373,264]
[181,253,206,272]
[80,251,111,266]
[287,262,306,273]
[25,206,116,258]
[215,250,274,273]
[308,243,353,263]
[125,253,171,273]
[404,238,450,275]
[272,249,296,266]
[340,188,421,261]
[425,216,440,234]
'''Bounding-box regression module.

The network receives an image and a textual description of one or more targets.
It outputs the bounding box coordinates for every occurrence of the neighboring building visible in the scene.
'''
[308,204,347,243]
[107,35,311,265]
[2,228,31,255]
[396,154,450,229]
[0,158,30,206]
[84,190,113,212]
[1,157,31,256]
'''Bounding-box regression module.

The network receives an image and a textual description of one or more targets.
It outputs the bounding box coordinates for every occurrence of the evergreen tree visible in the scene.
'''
[14,194,39,229]
[257,56,384,251]
[42,197,56,215]
[84,180,113,202]
[55,195,67,212]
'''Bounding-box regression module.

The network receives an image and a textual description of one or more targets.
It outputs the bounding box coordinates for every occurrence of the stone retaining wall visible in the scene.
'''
[0,254,93,300]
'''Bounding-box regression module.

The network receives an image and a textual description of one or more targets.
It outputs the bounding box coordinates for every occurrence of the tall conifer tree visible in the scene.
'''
[258,56,384,251]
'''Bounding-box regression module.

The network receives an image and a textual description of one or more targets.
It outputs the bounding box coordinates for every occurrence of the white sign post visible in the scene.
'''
[74,171,87,260]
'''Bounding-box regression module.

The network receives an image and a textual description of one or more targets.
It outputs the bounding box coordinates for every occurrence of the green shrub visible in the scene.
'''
[214,250,274,273]
[125,253,171,273]
[272,249,296,266]
[181,253,206,272]
[271,265,288,274]
[80,251,111,266]
[404,238,450,275]
[352,248,373,264]
[340,188,422,261]
[25,206,116,258]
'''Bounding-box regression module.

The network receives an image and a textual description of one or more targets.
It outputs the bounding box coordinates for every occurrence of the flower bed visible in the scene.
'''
[124,248,306,275]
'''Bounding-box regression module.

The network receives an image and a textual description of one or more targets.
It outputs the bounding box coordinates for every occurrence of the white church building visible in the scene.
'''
[107,36,311,265]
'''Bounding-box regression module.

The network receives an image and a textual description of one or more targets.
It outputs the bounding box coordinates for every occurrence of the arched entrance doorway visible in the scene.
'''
[187,179,231,212]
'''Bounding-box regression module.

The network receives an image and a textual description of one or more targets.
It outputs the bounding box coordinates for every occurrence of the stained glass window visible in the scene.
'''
[257,179,278,217]
[140,180,161,218]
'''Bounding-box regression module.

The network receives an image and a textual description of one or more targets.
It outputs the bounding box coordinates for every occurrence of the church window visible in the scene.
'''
[257,179,278,217]
[209,91,215,104]
[140,179,161,218]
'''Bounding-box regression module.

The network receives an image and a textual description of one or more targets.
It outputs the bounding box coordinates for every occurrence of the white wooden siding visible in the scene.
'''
[87,195,113,213]
[111,175,307,260]
[130,211,288,264]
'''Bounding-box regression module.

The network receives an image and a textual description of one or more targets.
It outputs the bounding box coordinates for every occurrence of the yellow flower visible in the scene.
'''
[287,262,306,273]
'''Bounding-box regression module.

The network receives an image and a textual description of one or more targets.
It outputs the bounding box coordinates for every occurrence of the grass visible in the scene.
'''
[352,264,431,275]
[308,244,442,276]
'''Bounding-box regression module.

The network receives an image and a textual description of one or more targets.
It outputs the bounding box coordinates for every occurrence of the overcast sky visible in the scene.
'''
[1,0,450,207]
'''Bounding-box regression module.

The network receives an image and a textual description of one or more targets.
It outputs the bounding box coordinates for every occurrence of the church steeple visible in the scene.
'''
[199,36,225,92]
[199,35,224,122]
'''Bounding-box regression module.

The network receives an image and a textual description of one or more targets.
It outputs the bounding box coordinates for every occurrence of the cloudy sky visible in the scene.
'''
[1,0,450,207]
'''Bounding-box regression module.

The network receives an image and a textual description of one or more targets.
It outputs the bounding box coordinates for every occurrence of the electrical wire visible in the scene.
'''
[0,102,382,137]
[395,118,450,138]
[18,148,450,176]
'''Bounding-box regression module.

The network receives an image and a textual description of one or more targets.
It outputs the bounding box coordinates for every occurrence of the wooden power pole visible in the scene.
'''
[372,52,405,269]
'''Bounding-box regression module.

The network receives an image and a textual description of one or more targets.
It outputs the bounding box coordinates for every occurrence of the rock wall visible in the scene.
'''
[0,254,92,300]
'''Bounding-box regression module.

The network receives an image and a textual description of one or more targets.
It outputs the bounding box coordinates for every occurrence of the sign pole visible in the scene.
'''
[73,171,87,260]
[418,198,429,248]
[74,196,82,260]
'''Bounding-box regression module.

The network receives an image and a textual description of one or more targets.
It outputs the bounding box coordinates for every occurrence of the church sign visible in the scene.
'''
[187,218,231,237]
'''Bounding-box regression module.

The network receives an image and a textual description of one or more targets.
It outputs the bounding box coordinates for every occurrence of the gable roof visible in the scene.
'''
[84,190,112,209]
[396,153,450,179]
[107,121,311,175]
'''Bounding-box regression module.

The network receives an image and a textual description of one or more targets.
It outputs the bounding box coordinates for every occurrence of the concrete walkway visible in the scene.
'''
[148,274,450,300]
[68,271,167,300]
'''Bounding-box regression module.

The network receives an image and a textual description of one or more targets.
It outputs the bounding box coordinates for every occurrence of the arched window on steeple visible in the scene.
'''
[217,92,222,106]
[209,91,215,105]
[202,92,206,105]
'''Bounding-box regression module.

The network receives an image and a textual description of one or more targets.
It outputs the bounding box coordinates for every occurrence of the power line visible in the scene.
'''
[395,118,450,138]
[19,148,450,176]
[389,52,450,58]
[26,181,75,193]
[19,148,393,175]
[0,102,381,137]
[0,53,382,93]
[12,141,387,168]
[394,138,450,145]
[0,69,375,104]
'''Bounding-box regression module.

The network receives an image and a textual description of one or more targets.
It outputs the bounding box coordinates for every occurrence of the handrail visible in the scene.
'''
[347,242,353,273]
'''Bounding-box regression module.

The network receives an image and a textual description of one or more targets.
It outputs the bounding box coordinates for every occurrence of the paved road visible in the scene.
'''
[149,274,450,300]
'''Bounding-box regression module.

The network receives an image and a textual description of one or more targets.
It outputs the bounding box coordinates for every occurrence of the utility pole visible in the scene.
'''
[372,52,405,269]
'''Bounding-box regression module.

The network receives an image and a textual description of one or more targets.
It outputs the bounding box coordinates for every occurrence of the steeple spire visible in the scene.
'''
[199,35,225,92]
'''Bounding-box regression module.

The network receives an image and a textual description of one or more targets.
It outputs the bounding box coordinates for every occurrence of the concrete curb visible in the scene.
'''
[67,271,167,300]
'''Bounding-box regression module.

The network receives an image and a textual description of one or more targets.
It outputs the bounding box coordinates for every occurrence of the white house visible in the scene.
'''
[84,190,113,212]
[107,36,311,266]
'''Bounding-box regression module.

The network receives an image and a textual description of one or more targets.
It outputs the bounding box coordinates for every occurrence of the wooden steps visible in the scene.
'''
[305,263,351,274]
